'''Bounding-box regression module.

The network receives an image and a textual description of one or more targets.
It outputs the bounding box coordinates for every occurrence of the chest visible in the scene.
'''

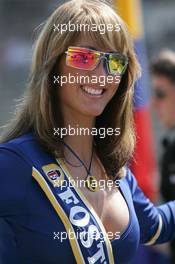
[78,185,130,240]
[10,176,140,264]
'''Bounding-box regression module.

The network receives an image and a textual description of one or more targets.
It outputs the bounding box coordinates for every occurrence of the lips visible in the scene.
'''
[80,85,105,96]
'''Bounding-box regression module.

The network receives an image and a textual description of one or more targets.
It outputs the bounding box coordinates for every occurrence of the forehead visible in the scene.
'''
[69,36,103,51]
[152,75,175,95]
[69,32,121,53]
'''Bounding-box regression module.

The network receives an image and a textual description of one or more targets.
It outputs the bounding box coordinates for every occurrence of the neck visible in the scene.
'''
[61,109,96,165]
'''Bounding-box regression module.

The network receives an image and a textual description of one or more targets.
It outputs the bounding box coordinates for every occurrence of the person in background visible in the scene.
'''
[151,50,175,263]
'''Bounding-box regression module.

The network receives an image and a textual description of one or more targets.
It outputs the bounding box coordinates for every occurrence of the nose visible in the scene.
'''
[93,57,108,76]
[151,96,160,109]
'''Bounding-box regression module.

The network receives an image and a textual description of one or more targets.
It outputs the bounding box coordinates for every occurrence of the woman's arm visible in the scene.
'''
[0,219,19,263]
[126,168,175,245]
[0,148,31,216]
[0,147,31,263]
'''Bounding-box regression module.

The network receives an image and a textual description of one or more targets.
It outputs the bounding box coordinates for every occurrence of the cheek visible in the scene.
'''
[107,78,120,96]
[169,98,175,115]
[164,97,174,109]
[170,93,175,104]
[58,83,76,104]
[159,100,173,119]
[57,64,79,100]
[159,101,168,113]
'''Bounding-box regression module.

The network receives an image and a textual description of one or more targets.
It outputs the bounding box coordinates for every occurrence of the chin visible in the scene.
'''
[82,108,105,117]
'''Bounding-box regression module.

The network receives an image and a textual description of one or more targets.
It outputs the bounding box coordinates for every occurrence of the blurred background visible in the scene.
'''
[0,0,175,263]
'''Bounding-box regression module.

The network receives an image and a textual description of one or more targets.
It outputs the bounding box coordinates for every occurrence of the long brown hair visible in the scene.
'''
[0,0,141,179]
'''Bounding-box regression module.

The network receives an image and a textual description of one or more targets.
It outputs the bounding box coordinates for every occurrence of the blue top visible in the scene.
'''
[0,132,175,264]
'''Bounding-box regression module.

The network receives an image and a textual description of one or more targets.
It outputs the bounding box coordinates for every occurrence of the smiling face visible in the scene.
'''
[57,37,122,119]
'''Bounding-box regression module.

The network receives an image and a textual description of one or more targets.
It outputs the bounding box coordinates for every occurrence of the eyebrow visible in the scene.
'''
[79,45,97,50]
[78,46,114,54]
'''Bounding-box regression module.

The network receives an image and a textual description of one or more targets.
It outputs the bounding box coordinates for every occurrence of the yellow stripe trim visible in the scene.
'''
[32,167,85,264]
[56,158,115,264]
[114,0,143,39]
[144,214,163,245]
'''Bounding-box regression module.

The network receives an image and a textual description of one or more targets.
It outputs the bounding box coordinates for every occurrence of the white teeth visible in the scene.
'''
[82,86,103,95]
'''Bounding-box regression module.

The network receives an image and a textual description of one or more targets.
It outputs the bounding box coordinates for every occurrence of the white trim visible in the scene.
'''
[144,214,163,246]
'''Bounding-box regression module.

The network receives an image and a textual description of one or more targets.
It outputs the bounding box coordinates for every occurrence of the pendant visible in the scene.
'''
[85,175,99,192]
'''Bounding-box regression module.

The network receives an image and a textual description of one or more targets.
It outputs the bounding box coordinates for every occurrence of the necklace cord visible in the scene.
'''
[60,139,94,177]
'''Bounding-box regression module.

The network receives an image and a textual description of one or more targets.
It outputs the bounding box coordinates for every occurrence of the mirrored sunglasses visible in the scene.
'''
[65,46,128,76]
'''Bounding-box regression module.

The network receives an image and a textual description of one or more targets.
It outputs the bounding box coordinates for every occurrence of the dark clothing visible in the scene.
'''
[161,129,175,263]
[161,130,175,201]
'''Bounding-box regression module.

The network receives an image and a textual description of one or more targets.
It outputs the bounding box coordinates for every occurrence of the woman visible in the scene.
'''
[0,0,174,263]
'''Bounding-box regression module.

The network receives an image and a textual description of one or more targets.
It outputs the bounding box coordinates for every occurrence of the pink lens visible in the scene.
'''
[66,47,100,70]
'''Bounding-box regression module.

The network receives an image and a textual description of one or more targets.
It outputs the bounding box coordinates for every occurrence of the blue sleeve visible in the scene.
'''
[0,147,31,216]
[0,219,19,263]
[0,147,31,263]
[126,169,175,245]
